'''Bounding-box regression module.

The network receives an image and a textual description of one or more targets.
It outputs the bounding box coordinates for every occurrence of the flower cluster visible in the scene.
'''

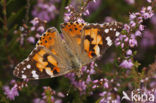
[64,5,85,22]
[141,14,156,48]
[3,79,28,100]
[32,0,60,22]
[65,62,96,94]
[115,0,154,69]
[64,0,99,22]
[33,86,65,103]
[28,17,46,43]
[14,17,46,45]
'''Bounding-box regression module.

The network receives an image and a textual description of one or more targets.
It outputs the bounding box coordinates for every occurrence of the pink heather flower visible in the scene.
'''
[126,49,132,56]
[123,24,130,32]
[125,0,135,5]
[30,18,39,26]
[103,82,109,88]
[141,6,154,19]
[27,36,35,44]
[139,24,144,31]
[104,16,115,22]
[33,98,46,103]
[37,26,45,32]
[92,85,97,89]
[99,98,105,103]
[64,13,71,22]
[130,21,136,27]
[99,91,106,97]
[124,37,129,42]
[55,99,62,103]
[10,80,16,85]
[31,26,36,31]
[93,0,96,3]
[147,0,152,3]
[115,38,120,45]
[143,12,151,19]
[57,92,65,98]
[138,16,143,23]
[3,84,19,100]
[86,75,91,84]
[77,18,85,23]
[135,30,142,36]
[129,13,136,20]
[35,33,41,38]
[83,9,90,16]
[129,38,137,47]
[81,66,87,72]
[147,6,152,11]
[32,0,59,21]
[130,34,135,39]
[121,43,124,48]
[87,0,101,12]
[120,59,133,69]
[93,80,98,83]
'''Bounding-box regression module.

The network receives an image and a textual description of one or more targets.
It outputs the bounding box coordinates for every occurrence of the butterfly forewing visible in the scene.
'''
[14,28,72,80]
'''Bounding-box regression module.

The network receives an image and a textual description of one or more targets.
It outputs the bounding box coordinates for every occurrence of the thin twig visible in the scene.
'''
[2,0,8,38]
[24,0,30,25]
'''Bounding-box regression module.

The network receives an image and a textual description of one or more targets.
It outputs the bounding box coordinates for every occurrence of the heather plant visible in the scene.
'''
[0,0,156,103]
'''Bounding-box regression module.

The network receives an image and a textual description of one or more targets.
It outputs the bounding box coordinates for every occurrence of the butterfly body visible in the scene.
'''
[13,21,123,80]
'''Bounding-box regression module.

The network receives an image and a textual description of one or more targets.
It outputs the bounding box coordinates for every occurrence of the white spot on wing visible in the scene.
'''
[106,36,112,46]
[25,58,30,61]
[100,24,103,27]
[21,62,24,64]
[104,29,109,33]
[45,68,54,77]
[32,70,39,79]
[22,75,27,79]
[115,31,120,37]
[94,45,100,57]
[27,64,31,69]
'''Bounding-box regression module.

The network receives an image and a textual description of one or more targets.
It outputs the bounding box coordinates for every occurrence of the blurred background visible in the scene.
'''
[0,0,156,103]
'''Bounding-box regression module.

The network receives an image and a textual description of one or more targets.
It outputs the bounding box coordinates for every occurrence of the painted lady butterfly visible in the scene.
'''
[13,21,123,80]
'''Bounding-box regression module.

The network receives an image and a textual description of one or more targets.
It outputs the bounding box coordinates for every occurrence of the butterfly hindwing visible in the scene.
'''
[81,22,123,59]
[14,28,72,80]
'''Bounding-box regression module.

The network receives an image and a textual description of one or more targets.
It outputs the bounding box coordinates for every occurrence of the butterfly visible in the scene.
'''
[13,21,123,80]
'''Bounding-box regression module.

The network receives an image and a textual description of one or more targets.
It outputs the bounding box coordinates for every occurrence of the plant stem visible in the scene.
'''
[57,0,66,28]
[2,0,8,38]
[25,0,30,25]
